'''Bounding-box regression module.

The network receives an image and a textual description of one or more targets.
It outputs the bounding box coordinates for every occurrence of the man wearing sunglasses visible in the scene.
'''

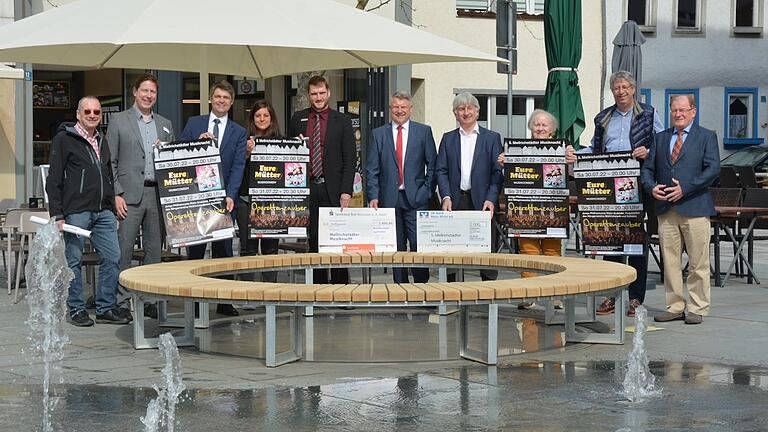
[47,96,130,327]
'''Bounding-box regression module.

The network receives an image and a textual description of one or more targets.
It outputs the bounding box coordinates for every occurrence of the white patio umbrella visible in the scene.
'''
[0,0,499,78]
[0,64,24,79]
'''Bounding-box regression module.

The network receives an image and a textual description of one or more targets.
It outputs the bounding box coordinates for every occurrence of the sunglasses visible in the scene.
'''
[81,109,101,115]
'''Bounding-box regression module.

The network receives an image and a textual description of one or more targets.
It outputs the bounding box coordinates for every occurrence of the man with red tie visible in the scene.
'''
[641,94,720,325]
[366,91,437,283]
[288,76,356,284]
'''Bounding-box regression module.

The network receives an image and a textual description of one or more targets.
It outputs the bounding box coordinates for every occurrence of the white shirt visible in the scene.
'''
[392,120,409,189]
[208,112,228,146]
[459,123,479,191]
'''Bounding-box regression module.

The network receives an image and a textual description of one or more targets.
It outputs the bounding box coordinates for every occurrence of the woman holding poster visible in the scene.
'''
[499,109,565,309]
[237,100,281,282]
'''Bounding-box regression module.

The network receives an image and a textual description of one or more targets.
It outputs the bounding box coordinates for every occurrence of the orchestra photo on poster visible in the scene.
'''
[154,138,234,247]
[574,151,645,255]
[248,137,310,237]
[504,138,569,238]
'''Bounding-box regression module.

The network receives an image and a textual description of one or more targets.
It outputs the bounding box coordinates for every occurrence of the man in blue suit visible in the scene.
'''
[435,92,503,281]
[641,94,720,325]
[367,90,437,283]
[179,80,247,316]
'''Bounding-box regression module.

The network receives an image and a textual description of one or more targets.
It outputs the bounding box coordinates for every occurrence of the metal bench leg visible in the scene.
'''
[132,294,195,349]
[545,296,596,325]
[265,305,302,367]
[565,287,626,345]
[194,301,210,328]
[459,304,498,365]
[304,268,314,317]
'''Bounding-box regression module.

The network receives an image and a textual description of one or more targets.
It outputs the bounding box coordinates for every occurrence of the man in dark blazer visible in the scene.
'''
[179,80,247,316]
[366,90,437,283]
[435,92,503,281]
[287,75,356,284]
[641,94,720,325]
[108,73,175,318]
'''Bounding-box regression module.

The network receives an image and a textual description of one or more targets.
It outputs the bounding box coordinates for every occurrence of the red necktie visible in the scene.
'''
[396,125,404,185]
[671,129,684,163]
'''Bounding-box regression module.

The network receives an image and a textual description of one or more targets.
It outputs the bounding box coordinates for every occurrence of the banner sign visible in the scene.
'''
[574,151,645,255]
[417,210,492,252]
[248,137,310,238]
[155,139,234,248]
[504,138,569,238]
[318,207,397,253]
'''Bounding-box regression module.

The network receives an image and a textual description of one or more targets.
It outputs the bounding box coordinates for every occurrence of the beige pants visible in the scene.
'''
[658,209,711,315]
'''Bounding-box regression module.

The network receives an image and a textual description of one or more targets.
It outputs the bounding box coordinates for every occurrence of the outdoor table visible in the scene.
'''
[714,206,768,287]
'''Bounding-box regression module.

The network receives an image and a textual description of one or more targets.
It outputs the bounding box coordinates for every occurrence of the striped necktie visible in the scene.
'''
[310,113,323,178]
[212,118,221,147]
[671,129,684,163]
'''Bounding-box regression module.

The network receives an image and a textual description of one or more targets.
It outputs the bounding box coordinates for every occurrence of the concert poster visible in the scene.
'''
[248,137,310,238]
[504,138,569,238]
[574,151,645,256]
[154,138,234,248]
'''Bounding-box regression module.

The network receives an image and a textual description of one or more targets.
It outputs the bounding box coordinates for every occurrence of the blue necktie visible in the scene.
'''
[213,118,221,147]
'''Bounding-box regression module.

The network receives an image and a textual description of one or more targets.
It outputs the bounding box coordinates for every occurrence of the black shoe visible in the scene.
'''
[216,304,239,316]
[69,310,94,327]
[117,307,134,322]
[96,308,131,324]
[144,303,158,319]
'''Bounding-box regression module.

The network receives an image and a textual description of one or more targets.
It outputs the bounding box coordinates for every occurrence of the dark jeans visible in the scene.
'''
[64,210,120,315]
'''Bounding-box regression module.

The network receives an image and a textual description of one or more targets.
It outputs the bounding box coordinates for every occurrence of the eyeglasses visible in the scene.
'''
[82,109,101,115]
[671,108,694,114]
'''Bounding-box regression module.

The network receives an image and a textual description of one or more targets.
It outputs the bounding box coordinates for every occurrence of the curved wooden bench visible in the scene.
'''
[120,252,636,366]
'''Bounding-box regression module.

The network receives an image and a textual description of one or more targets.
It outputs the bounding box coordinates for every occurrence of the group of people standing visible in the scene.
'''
[46,69,719,328]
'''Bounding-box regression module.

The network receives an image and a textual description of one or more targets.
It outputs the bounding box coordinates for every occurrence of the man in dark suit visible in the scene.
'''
[179,80,247,316]
[641,94,720,325]
[287,75,356,284]
[435,92,503,281]
[366,90,437,283]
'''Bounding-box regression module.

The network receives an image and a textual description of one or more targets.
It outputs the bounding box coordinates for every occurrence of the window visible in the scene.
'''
[639,88,652,105]
[513,0,545,15]
[674,0,704,34]
[724,87,764,146]
[457,0,490,11]
[626,0,657,32]
[664,89,700,128]
[732,0,764,34]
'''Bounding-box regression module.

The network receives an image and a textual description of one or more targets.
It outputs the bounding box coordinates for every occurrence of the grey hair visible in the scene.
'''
[391,90,412,103]
[77,95,101,112]
[527,109,558,134]
[452,92,480,112]
[609,71,636,90]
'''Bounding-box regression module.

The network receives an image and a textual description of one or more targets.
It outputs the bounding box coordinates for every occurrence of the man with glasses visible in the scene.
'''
[566,70,663,317]
[47,96,130,327]
[641,94,719,325]
[108,74,175,318]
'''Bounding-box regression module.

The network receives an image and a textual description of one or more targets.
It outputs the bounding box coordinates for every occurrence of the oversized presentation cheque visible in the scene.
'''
[318,207,397,253]
[416,210,492,252]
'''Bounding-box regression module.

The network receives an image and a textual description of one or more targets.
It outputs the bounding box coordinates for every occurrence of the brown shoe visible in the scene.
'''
[627,299,641,317]
[684,312,703,325]
[596,297,615,315]
[654,311,685,322]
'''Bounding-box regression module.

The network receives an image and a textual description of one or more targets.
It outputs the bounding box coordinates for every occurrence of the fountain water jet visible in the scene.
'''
[142,332,186,432]
[24,221,74,432]
[622,305,663,402]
